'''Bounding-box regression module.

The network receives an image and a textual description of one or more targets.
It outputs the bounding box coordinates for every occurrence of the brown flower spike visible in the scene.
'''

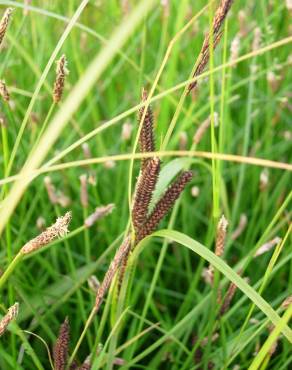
[0,303,19,337]
[138,88,155,170]
[132,157,160,231]
[53,54,69,103]
[53,317,70,370]
[0,8,13,48]
[21,211,72,254]
[188,0,234,92]
[0,80,10,102]
[92,87,192,316]
[136,171,193,243]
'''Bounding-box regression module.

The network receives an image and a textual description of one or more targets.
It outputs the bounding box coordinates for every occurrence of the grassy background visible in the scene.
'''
[0,0,291,369]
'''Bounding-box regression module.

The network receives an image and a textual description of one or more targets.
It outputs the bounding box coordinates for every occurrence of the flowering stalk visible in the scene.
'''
[53,54,69,103]
[0,212,72,289]
[0,8,13,48]
[0,302,19,337]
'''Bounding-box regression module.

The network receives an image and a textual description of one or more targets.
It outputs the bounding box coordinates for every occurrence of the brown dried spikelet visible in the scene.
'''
[21,212,72,254]
[0,302,19,337]
[95,236,131,313]
[231,213,247,240]
[84,204,114,228]
[193,116,211,145]
[219,281,238,315]
[0,80,10,102]
[215,215,228,258]
[138,88,155,169]
[79,174,88,208]
[137,171,193,242]
[53,54,69,103]
[132,157,160,231]
[282,296,292,309]
[188,0,234,92]
[0,8,13,48]
[44,176,58,205]
[53,317,70,370]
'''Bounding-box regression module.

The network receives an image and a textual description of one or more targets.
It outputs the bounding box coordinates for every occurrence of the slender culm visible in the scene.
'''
[138,88,155,169]
[53,54,69,103]
[0,8,13,48]
[53,317,70,370]
[0,303,19,337]
[137,171,193,242]
[132,157,160,231]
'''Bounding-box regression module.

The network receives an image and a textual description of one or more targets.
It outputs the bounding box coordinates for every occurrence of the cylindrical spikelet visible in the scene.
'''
[21,212,72,254]
[0,80,10,102]
[231,213,247,240]
[138,88,155,169]
[0,8,13,48]
[215,215,228,257]
[0,302,19,337]
[193,116,211,145]
[53,54,69,103]
[137,171,192,242]
[53,317,70,370]
[79,174,88,208]
[44,176,58,205]
[132,157,160,231]
[84,204,114,228]
[95,236,131,313]
[220,281,238,315]
[188,0,234,93]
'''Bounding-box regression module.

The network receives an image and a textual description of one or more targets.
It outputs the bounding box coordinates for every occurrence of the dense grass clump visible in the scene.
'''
[0,1,291,369]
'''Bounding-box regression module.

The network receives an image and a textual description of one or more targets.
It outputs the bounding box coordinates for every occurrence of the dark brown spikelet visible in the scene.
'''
[132,157,160,231]
[137,171,193,242]
[188,0,234,93]
[0,8,13,48]
[138,88,155,169]
[53,54,69,103]
[53,317,70,370]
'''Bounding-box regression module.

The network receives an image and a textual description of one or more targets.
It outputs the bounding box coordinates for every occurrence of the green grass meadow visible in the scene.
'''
[0,0,291,369]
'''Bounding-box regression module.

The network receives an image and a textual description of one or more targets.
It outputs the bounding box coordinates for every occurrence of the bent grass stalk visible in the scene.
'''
[0,150,291,188]
[37,34,292,174]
